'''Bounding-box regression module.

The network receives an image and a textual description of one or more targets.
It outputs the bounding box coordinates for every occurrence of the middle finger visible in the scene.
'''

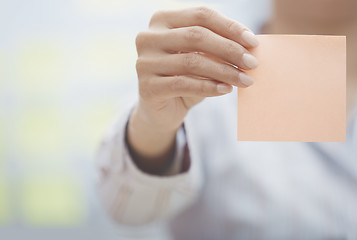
[157,26,259,70]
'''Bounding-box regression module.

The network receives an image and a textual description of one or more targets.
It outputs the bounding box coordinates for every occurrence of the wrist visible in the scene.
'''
[133,102,180,135]
[128,104,179,159]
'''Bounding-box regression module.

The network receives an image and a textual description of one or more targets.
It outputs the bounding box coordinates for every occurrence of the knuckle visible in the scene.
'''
[185,26,205,42]
[149,10,166,26]
[227,21,239,34]
[221,65,235,82]
[197,81,208,95]
[171,76,188,91]
[135,57,147,72]
[182,53,201,71]
[221,64,232,74]
[135,31,150,51]
[225,41,238,59]
[194,6,215,21]
[226,21,246,39]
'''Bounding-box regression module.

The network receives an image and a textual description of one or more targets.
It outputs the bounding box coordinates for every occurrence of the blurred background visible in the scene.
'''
[0,0,269,239]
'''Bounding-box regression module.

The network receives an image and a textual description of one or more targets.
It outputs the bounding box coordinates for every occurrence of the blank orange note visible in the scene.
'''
[238,35,346,142]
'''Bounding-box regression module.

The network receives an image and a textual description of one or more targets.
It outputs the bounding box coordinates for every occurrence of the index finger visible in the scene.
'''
[149,6,259,49]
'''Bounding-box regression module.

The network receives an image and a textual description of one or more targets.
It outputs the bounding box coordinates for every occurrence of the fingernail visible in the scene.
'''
[239,72,254,86]
[242,53,259,69]
[241,31,259,48]
[217,84,232,93]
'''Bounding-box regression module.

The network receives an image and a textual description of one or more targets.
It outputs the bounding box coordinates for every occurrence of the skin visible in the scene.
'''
[128,2,357,175]
[128,7,258,174]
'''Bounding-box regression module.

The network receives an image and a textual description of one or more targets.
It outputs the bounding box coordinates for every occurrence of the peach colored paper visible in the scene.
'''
[238,35,346,142]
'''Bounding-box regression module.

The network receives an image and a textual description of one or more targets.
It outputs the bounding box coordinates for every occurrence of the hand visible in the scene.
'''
[134,6,259,134]
[127,7,259,168]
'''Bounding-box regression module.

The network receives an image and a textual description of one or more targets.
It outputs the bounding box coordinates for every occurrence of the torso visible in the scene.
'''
[170,92,357,240]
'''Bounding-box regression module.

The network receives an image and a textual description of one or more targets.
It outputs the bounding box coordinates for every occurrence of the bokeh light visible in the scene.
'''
[20,175,85,226]
[0,178,11,224]
[16,39,67,95]
[16,108,66,164]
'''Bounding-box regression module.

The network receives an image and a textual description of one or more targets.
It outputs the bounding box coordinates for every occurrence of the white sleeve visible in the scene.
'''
[95,108,203,226]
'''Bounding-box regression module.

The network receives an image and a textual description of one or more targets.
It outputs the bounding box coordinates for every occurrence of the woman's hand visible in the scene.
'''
[128,7,259,170]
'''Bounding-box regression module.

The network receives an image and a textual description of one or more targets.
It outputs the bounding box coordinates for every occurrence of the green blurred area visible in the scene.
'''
[17,108,67,164]
[0,178,10,224]
[20,175,85,226]
[0,53,8,223]
[15,40,66,95]
[1,39,120,226]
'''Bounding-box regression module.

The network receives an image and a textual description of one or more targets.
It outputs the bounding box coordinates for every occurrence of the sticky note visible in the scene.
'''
[238,35,346,142]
